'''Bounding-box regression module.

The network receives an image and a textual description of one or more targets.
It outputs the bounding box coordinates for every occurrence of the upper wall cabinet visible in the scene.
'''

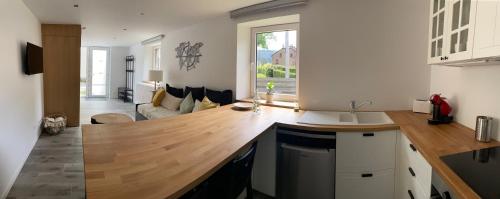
[428,0,478,64]
[473,0,500,58]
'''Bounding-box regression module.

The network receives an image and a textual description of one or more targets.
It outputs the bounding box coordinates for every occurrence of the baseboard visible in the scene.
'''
[0,126,41,199]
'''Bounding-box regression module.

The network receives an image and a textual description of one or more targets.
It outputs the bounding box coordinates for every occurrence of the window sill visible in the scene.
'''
[237,98,298,109]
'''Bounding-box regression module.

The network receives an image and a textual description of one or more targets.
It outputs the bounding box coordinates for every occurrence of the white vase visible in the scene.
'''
[266,94,273,103]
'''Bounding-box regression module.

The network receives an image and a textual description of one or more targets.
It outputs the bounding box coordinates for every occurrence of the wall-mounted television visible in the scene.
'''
[25,42,43,75]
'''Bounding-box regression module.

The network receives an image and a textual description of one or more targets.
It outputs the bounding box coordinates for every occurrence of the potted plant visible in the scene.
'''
[266,81,275,103]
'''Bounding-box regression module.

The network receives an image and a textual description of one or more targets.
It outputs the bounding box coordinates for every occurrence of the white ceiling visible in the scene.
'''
[22,0,270,47]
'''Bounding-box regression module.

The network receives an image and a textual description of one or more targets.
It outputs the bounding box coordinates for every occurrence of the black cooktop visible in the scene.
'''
[441,146,500,199]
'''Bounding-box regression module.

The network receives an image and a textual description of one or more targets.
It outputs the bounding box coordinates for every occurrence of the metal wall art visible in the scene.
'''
[175,42,203,71]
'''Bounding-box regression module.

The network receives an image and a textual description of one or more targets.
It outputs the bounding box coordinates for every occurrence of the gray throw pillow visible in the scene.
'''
[180,93,195,114]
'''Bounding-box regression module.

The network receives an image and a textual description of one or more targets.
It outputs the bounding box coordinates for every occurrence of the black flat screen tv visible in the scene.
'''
[25,42,43,75]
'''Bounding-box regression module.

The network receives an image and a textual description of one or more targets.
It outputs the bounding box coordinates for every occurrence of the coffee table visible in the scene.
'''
[91,113,133,124]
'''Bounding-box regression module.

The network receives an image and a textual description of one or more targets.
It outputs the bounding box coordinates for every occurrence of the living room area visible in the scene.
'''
[3,0,302,198]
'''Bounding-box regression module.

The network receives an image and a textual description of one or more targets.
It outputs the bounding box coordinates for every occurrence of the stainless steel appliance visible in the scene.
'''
[276,127,336,199]
[475,116,493,142]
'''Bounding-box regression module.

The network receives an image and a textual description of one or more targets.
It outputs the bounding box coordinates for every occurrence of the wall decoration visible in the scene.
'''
[175,41,204,71]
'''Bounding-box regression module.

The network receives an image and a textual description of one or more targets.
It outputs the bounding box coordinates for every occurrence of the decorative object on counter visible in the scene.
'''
[43,114,67,135]
[475,116,493,142]
[265,81,275,103]
[175,41,203,71]
[412,99,431,114]
[428,94,453,124]
[252,92,261,113]
[233,102,253,111]
[149,70,163,91]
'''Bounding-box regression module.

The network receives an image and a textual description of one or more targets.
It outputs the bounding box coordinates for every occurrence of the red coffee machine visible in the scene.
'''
[428,94,453,124]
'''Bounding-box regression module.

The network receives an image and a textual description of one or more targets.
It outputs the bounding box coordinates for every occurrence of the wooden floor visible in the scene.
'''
[6,98,135,199]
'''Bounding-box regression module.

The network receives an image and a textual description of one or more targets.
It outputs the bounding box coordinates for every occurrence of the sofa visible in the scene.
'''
[136,84,233,121]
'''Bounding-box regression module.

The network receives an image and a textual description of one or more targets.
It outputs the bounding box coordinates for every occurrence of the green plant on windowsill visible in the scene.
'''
[266,81,275,103]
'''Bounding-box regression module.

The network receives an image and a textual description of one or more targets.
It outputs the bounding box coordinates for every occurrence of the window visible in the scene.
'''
[251,23,299,102]
[152,46,161,70]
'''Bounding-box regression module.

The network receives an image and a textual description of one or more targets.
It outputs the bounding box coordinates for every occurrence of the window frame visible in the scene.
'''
[250,23,300,102]
[152,45,161,70]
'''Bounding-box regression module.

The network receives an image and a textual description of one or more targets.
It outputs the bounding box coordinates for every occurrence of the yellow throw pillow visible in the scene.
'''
[194,97,220,112]
[152,88,166,107]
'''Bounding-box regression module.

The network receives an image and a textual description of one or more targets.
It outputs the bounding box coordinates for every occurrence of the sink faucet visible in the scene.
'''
[349,100,373,114]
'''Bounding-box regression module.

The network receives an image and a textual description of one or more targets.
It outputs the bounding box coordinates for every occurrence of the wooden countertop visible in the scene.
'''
[386,111,500,199]
[82,105,498,199]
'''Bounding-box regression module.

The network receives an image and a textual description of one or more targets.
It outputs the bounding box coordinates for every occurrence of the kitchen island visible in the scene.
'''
[82,105,499,199]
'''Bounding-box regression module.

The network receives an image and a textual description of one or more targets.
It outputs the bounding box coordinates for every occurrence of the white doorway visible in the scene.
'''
[85,47,110,98]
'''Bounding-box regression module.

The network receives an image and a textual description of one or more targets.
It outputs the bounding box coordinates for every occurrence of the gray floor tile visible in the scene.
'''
[7,98,135,199]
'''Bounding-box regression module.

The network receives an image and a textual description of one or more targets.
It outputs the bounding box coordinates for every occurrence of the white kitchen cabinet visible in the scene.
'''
[336,131,397,199]
[336,169,395,199]
[428,0,477,64]
[396,133,432,199]
[428,0,449,64]
[473,0,500,58]
[336,131,396,173]
[251,127,276,197]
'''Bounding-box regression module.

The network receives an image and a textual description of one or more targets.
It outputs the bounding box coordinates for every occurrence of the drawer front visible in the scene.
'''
[399,155,430,199]
[337,131,397,172]
[336,169,395,199]
[400,134,432,194]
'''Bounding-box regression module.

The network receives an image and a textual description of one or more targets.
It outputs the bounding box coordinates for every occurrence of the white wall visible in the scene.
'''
[160,0,431,111]
[430,65,500,140]
[162,16,237,92]
[0,0,43,197]
[296,0,430,111]
[109,47,129,98]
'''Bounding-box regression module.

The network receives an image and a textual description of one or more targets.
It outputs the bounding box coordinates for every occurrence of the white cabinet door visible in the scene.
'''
[336,131,396,173]
[336,169,395,199]
[473,0,500,58]
[396,133,432,199]
[428,0,449,64]
[445,0,477,62]
[251,127,276,196]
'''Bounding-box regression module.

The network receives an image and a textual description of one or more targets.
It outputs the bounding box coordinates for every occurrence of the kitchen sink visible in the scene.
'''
[297,111,394,125]
[355,112,394,125]
[339,112,355,123]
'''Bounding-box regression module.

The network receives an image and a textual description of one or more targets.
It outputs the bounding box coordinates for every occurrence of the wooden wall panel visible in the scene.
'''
[42,24,81,127]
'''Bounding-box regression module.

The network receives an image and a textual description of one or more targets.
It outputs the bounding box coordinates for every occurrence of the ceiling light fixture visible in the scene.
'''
[230,0,308,19]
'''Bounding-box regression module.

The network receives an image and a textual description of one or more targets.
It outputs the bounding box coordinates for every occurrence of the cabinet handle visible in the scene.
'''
[440,57,444,61]
[363,133,374,137]
[408,167,416,177]
[445,56,449,60]
[408,190,415,199]
[409,144,417,152]
[361,173,373,178]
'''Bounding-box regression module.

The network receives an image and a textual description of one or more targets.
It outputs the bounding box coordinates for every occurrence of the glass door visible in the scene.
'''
[428,0,447,64]
[446,0,477,61]
[87,47,110,98]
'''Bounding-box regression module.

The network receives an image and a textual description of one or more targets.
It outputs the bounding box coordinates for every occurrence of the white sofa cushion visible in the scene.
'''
[161,92,183,110]
[137,103,181,120]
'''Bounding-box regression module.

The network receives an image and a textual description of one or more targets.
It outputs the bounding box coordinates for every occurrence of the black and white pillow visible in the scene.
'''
[166,84,184,98]
[206,89,233,106]
[185,86,205,102]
